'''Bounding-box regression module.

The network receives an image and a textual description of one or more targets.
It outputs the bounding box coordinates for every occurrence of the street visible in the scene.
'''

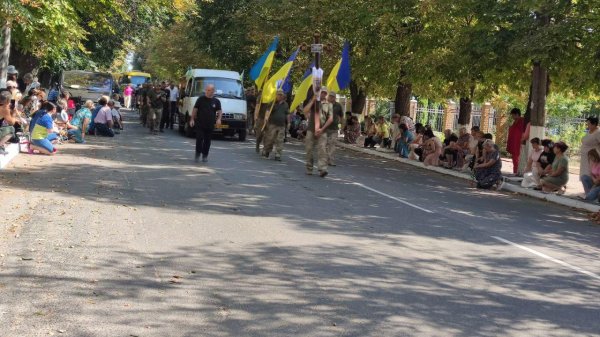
[1,112,599,337]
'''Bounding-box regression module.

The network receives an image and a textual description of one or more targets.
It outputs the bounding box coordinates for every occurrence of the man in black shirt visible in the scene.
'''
[159,82,171,132]
[190,84,222,163]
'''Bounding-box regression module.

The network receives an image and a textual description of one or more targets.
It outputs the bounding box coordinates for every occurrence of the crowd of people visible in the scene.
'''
[344,108,586,195]
[0,65,127,156]
[134,81,179,135]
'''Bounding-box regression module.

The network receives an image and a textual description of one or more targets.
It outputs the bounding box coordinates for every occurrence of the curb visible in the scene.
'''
[0,143,19,170]
[337,142,600,213]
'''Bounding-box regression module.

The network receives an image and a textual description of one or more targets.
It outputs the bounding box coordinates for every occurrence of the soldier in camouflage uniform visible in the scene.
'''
[262,89,289,161]
[303,87,333,177]
[254,92,268,154]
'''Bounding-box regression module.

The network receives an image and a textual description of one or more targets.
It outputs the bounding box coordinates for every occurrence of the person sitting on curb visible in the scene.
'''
[108,100,123,134]
[363,116,378,148]
[375,116,391,149]
[580,149,600,201]
[30,102,59,155]
[540,141,569,194]
[474,139,503,189]
[396,123,414,158]
[532,139,556,190]
[423,129,443,167]
[66,100,93,143]
[521,138,544,188]
[93,97,115,137]
[408,123,425,161]
[0,91,17,155]
[343,115,360,144]
[441,130,459,168]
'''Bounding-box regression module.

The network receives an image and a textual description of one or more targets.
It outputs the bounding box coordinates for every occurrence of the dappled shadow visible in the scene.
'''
[2,241,599,336]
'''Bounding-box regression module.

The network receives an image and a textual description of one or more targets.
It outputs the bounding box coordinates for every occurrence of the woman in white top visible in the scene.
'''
[521,138,544,188]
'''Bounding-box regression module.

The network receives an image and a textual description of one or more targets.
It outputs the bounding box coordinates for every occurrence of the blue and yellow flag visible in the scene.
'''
[250,37,279,90]
[326,41,351,93]
[261,48,299,103]
[290,64,314,112]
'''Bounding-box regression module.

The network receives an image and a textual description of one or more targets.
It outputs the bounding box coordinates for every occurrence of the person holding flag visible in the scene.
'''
[303,87,333,177]
[248,37,279,153]
[258,48,299,155]
[262,89,289,161]
[325,42,351,166]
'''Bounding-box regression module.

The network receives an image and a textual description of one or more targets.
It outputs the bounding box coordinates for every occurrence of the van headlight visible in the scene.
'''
[233,113,246,120]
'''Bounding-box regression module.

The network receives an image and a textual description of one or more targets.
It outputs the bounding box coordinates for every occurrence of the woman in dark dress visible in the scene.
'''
[474,139,503,189]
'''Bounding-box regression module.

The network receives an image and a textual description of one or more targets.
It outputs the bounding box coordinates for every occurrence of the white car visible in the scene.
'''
[179,69,247,141]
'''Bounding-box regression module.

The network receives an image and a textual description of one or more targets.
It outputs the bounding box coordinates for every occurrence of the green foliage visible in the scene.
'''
[372,100,391,121]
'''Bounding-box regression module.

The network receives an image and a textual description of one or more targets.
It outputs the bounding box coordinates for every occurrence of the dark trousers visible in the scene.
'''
[196,127,213,158]
[170,101,178,127]
[160,104,171,130]
[95,123,115,137]
[364,136,377,148]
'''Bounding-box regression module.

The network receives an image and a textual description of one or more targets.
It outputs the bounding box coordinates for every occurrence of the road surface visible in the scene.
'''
[1,112,599,336]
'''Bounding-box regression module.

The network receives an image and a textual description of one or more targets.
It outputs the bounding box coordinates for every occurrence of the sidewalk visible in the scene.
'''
[336,140,600,213]
[0,143,19,169]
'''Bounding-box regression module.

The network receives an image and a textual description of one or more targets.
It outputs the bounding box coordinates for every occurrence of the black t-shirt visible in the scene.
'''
[194,96,222,128]
[444,134,458,147]
[162,88,170,109]
[538,151,555,169]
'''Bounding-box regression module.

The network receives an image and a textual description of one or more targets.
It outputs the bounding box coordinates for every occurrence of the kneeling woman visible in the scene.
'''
[30,102,58,155]
[540,141,569,193]
[474,139,503,189]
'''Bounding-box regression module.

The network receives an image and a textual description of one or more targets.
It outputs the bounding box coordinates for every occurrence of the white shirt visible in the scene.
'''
[169,87,179,102]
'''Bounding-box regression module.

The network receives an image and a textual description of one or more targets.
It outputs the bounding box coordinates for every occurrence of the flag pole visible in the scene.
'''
[313,31,322,134]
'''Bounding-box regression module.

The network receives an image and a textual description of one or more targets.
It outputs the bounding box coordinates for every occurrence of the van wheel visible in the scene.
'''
[238,129,247,142]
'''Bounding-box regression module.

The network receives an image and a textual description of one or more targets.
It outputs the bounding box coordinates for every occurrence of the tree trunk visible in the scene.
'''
[394,81,412,116]
[0,23,11,88]
[528,60,549,146]
[530,61,548,128]
[350,80,366,115]
[458,97,472,126]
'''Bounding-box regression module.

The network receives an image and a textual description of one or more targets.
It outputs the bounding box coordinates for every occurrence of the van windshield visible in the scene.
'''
[192,77,244,99]
[63,71,112,93]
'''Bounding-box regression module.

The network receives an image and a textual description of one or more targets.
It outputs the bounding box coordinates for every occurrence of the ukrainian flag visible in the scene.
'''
[250,37,279,90]
[261,49,299,103]
[326,41,351,93]
[290,64,314,112]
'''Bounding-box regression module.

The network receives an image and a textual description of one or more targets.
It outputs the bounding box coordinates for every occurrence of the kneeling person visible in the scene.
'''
[262,90,289,161]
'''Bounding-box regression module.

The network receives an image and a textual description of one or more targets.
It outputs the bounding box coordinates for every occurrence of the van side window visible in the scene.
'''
[186,79,193,96]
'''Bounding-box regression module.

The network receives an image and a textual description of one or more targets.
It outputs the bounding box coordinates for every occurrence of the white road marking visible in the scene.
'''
[491,236,600,281]
[288,156,433,214]
[351,182,434,214]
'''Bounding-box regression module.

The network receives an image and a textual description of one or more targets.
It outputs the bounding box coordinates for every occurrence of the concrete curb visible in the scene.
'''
[337,142,600,213]
[0,143,19,169]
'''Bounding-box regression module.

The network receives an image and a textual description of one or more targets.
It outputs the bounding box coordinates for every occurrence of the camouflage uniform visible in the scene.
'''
[263,100,289,159]
[254,103,268,153]
[305,101,332,175]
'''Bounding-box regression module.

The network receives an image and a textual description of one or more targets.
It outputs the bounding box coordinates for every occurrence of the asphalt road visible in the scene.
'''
[1,111,599,337]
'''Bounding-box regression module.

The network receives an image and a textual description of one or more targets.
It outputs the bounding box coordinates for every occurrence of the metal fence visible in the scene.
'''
[415,104,445,132]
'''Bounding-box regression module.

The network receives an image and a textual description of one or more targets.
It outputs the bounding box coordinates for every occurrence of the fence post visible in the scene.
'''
[443,100,457,131]
[481,102,492,133]
[409,99,417,119]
